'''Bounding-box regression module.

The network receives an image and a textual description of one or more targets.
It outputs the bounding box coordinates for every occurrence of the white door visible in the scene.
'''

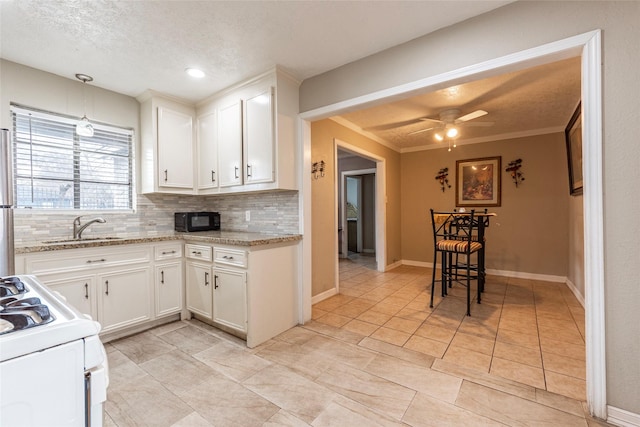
[217,101,243,187]
[155,262,183,317]
[99,267,152,332]
[185,261,213,318]
[197,111,218,190]
[157,107,194,189]
[213,267,247,332]
[244,88,274,184]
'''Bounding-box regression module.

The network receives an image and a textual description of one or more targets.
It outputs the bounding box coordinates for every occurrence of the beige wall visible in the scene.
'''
[311,119,401,296]
[300,0,640,415]
[401,133,569,277]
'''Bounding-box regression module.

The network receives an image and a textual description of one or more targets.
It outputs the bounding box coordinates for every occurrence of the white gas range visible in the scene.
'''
[0,274,108,427]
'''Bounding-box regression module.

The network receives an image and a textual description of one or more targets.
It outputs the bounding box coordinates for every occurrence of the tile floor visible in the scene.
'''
[103,261,612,426]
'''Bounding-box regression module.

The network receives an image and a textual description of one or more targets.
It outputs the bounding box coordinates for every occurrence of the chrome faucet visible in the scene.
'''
[73,216,106,240]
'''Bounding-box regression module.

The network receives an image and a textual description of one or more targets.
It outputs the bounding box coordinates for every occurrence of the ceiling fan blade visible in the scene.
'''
[362,117,426,132]
[462,121,494,127]
[455,110,488,123]
[407,125,440,136]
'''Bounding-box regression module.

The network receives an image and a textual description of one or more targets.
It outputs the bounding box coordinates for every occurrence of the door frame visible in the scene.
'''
[340,168,376,258]
[300,30,604,417]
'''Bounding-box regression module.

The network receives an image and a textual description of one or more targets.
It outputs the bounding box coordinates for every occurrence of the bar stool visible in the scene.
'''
[429,209,483,316]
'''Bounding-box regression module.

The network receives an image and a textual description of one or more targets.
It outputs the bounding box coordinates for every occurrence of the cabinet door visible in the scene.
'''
[99,267,152,333]
[45,275,96,320]
[185,261,212,318]
[213,267,247,332]
[244,88,274,184]
[157,107,194,189]
[155,262,183,317]
[217,101,243,187]
[197,111,218,190]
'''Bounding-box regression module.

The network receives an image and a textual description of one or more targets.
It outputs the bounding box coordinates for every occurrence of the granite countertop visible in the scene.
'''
[15,231,302,254]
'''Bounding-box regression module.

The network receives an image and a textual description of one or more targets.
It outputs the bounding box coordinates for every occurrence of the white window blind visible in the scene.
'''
[11,105,133,210]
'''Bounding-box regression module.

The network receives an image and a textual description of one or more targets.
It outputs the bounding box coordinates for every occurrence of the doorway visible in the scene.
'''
[301,30,604,416]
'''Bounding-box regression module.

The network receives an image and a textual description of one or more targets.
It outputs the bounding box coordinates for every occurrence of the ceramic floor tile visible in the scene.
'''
[194,340,272,382]
[311,400,404,427]
[243,364,337,423]
[370,326,411,346]
[157,324,221,355]
[105,348,149,387]
[356,309,394,325]
[264,409,310,427]
[342,319,379,336]
[450,331,495,356]
[395,307,431,322]
[538,323,585,346]
[315,312,352,328]
[358,337,436,367]
[170,412,213,427]
[489,356,546,389]
[493,340,542,368]
[331,301,373,318]
[542,351,586,380]
[413,323,456,343]
[140,349,218,394]
[106,374,193,427]
[403,334,449,358]
[403,392,505,427]
[364,353,462,404]
[110,331,177,364]
[539,336,586,361]
[496,327,541,350]
[455,380,588,426]
[545,371,587,401]
[315,363,416,420]
[443,345,492,373]
[256,340,333,381]
[383,316,422,334]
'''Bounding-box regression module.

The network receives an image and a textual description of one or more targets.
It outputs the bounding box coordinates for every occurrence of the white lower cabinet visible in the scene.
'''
[185,261,212,318]
[99,267,152,333]
[45,275,97,320]
[213,267,247,332]
[15,242,184,337]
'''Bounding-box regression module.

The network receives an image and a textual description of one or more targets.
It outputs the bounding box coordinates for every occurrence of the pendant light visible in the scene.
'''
[75,73,94,137]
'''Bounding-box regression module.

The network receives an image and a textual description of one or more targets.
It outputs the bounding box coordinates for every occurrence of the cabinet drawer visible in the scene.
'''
[24,247,152,275]
[185,244,212,262]
[214,248,247,268]
[155,242,183,261]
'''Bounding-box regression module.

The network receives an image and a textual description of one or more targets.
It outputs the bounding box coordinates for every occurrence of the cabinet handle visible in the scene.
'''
[246,164,252,177]
[234,166,239,179]
[105,280,109,296]
[86,258,106,264]
[160,270,165,284]
[192,251,202,256]
[222,255,234,260]
[211,170,216,182]
[204,272,209,286]
[161,250,176,255]
[214,274,219,289]
[164,169,168,182]
[84,283,89,299]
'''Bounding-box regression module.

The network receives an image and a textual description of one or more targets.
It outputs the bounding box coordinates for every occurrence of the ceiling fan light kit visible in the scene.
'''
[75,73,94,138]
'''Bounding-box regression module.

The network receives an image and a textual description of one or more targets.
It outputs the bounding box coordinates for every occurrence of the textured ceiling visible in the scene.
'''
[335,57,582,151]
[0,0,512,103]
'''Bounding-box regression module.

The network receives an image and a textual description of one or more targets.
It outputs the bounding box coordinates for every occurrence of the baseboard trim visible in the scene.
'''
[565,277,586,308]
[401,260,432,268]
[385,260,403,271]
[311,287,338,305]
[608,405,640,427]
[484,268,565,283]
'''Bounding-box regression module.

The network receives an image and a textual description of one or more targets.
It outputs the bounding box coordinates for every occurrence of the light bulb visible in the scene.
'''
[446,127,458,138]
[434,133,444,142]
[76,116,94,137]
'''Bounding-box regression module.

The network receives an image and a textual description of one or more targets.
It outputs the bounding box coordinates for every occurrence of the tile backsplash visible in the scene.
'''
[13,191,299,245]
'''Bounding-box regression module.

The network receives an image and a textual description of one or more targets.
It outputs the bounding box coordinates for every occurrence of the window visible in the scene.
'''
[11,105,133,210]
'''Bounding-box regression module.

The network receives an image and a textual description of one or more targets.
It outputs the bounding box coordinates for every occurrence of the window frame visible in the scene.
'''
[10,104,135,212]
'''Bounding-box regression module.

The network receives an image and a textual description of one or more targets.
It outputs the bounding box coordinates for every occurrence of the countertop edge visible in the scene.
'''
[15,233,302,254]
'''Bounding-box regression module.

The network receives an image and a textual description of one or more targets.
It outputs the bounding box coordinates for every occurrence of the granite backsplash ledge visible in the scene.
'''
[13,191,300,245]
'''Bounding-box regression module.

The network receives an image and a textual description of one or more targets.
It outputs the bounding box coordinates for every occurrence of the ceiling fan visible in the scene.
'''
[365,108,493,140]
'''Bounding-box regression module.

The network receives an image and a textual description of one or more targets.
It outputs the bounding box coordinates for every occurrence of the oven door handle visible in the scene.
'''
[84,371,92,427]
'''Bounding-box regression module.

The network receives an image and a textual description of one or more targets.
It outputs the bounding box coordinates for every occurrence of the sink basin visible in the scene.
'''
[42,237,123,244]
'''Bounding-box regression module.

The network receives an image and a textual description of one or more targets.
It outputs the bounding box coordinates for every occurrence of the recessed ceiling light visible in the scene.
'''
[185,68,205,78]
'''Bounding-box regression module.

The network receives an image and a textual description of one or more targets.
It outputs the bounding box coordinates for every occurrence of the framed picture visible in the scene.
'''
[565,102,583,196]
[456,156,501,207]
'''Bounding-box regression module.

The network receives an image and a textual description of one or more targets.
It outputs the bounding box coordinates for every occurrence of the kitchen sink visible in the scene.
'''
[42,237,124,244]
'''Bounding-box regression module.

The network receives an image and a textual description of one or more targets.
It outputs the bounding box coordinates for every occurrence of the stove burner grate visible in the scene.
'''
[0,277,28,297]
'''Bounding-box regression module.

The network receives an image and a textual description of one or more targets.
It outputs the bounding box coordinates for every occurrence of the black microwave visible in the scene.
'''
[174,212,220,232]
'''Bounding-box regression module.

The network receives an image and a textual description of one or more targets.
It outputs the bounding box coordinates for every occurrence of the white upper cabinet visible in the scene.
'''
[196,111,219,191]
[217,100,243,188]
[244,88,274,184]
[138,92,196,194]
[158,107,194,190]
